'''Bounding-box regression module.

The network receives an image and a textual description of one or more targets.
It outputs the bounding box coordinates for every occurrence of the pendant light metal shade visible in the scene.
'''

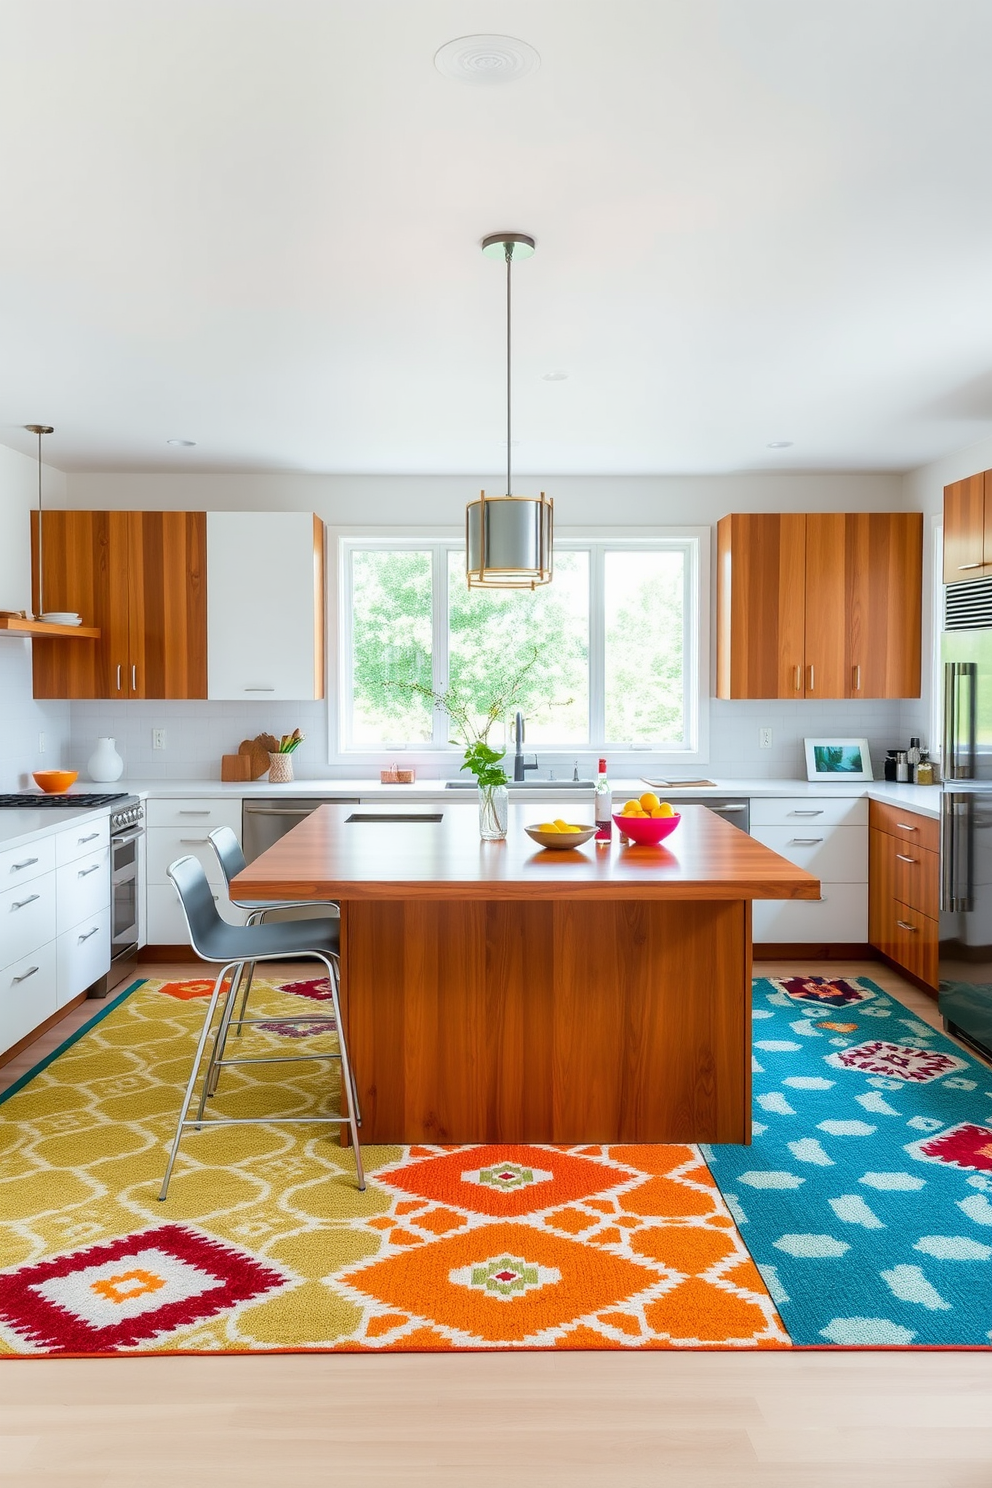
[466,233,553,590]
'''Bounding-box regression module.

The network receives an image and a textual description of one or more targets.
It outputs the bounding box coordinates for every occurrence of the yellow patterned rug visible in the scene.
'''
[0,978,787,1355]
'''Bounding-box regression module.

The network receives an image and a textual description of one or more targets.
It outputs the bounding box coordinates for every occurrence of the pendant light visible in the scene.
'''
[466,233,553,590]
[25,424,54,618]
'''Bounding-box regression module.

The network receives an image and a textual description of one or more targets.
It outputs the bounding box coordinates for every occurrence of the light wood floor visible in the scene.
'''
[1,958,990,1487]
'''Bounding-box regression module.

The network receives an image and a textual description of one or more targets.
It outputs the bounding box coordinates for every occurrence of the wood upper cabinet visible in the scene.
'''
[32,511,206,700]
[717,511,922,699]
[717,514,806,698]
[943,471,992,583]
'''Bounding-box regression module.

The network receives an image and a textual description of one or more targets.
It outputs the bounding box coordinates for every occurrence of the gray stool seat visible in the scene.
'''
[158,854,363,1200]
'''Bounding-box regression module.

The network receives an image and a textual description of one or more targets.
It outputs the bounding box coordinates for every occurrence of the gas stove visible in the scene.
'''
[0,792,129,809]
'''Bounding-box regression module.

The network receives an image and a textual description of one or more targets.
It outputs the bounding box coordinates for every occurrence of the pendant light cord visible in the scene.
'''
[505,240,512,498]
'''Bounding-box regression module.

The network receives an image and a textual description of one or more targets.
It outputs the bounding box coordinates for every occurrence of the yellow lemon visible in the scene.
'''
[621,800,638,815]
[563,824,583,833]
[657,802,675,817]
[537,822,559,833]
[553,818,569,830]
[649,808,664,818]
[639,792,660,812]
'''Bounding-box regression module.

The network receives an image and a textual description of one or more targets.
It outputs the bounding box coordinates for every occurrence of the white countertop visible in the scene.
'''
[0,774,942,854]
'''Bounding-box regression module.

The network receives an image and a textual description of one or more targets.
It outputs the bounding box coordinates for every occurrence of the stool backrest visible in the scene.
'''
[208,826,246,889]
[167,854,226,959]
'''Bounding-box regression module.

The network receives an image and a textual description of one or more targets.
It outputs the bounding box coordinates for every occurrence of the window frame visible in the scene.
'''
[328,525,710,770]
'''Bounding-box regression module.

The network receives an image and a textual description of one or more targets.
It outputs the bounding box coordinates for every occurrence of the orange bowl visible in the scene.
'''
[32,770,78,794]
[614,811,681,845]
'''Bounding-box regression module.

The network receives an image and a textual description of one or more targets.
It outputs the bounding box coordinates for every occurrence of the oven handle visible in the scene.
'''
[112,830,144,846]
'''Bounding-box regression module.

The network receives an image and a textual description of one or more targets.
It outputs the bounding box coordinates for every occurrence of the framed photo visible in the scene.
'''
[804,737,873,782]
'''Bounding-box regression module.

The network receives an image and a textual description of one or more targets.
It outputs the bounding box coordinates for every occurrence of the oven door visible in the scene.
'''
[111,829,141,956]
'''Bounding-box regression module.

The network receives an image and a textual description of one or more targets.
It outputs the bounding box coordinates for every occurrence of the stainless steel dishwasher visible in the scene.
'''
[671,796,750,833]
[242,798,359,920]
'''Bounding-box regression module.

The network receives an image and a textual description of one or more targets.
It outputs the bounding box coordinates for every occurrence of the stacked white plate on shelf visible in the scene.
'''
[38,612,82,625]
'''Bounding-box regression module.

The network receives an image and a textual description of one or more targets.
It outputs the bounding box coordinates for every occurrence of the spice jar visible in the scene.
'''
[896,750,909,782]
[916,751,935,786]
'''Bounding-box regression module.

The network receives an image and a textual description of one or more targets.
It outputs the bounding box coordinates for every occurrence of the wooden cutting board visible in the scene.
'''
[238,735,277,780]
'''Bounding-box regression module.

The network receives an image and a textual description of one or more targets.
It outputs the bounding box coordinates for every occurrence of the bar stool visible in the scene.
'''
[207,825,338,1066]
[158,854,363,1199]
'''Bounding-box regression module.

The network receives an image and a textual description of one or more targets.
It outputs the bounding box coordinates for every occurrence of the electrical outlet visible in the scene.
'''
[152,729,167,750]
[38,732,46,753]
[759,727,773,749]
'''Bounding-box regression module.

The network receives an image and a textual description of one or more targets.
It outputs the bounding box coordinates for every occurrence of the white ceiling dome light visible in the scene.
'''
[434,35,540,86]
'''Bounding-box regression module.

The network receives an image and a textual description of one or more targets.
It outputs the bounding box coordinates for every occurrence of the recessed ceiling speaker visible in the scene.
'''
[434,35,540,86]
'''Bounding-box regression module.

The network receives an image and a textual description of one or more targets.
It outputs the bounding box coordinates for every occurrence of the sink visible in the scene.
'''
[445,779,593,789]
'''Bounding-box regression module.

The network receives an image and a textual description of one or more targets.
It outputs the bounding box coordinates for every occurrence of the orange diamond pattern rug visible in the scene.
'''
[0,977,788,1355]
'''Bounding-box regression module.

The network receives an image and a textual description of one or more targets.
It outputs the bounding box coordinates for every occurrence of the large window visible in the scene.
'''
[339,534,706,759]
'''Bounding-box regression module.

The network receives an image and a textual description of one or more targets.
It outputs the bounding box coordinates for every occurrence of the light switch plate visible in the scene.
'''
[152,729,167,750]
[759,727,773,749]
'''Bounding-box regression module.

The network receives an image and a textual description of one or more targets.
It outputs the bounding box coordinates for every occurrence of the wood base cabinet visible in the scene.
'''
[868,801,939,991]
[717,511,922,699]
[31,511,207,700]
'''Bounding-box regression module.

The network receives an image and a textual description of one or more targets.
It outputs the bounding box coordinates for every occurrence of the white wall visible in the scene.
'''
[53,467,924,782]
[0,444,70,790]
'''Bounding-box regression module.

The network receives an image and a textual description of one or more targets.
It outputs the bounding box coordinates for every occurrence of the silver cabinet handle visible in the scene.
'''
[11,857,39,871]
[11,894,40,910]
[13,966,39,982]
[896,919,917,932]
[179,810,211,815]
[77,926,100,943]
[132,664,137,691]
[791,810,824,816]
[790,837,824,845]
[896,822,918,832]
[180,837,211,844]
[244,687,276,692]
[896,853,917,864]
[808,664,815,692]
[853,664,861,691]
[78,832,100,843]
[794,664,802,692]
[116,663,122,691]
[78,864,101,876]
[958,562,984,570]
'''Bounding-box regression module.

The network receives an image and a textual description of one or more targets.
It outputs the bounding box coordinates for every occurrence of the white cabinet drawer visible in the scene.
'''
[146,830,226,887]
[0,872,57,970]
[0,940,57,1056]
[750,797,868,828]
[55,815,110,866]
[0,834,56,889]
[56,848,111,932]
[751,825,867,884]
[145,799,243,831]
[752,883,868,944]
[146,883,246,946]
[57,907,111,1006]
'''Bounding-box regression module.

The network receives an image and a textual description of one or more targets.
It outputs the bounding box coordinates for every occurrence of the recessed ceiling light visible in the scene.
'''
[434,35,540,86]
[167,439,196,447]
[766,440,793,449]
[541,370,568,382]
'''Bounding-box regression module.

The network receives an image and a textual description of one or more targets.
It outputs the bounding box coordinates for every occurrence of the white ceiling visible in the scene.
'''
[3,0,992,477]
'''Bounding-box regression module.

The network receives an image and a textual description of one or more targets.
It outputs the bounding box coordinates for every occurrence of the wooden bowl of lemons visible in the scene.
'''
[615,792,681,845]
[525,820,598,850]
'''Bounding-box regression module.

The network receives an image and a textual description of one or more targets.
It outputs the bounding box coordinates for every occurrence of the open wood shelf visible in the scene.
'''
[0,618,100,639]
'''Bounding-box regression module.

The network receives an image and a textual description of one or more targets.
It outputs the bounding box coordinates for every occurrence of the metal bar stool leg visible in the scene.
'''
[159,960,242,1201]
[316,952,364,1191]
[197,965,244,1118]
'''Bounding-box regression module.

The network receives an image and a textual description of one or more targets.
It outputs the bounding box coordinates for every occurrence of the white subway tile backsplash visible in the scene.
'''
[0,642,71,790]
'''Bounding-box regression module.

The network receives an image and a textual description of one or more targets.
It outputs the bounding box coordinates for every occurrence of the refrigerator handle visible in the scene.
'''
[942,661,957,778]
[943,661,978,780]
[941,796,956,910]
[941,794,975,913]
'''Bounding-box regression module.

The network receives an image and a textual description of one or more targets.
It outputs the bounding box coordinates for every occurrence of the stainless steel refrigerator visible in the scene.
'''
[938,581,992,1059]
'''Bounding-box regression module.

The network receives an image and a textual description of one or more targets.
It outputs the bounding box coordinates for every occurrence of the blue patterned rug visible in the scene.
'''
[705,976,992,1346]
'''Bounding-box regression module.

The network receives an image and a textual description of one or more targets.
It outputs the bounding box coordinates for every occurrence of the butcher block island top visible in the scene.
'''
[231,802,820,903]
[232,803,819,1147]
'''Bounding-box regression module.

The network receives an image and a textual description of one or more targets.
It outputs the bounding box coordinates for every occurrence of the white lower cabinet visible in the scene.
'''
[0,940,58,1056]
[145,798,246,945]
[57,907,111,1007]
[1,873,57,969]
[751,797,868,945]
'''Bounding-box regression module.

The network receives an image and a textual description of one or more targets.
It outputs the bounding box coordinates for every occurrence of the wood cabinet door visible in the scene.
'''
[868,826,897,957]
[943,473,988,583]
[31,510,130,699]
[126,512,207,699]
[848,511,922,699]
[716,513,805,698]
[803,514,847,698]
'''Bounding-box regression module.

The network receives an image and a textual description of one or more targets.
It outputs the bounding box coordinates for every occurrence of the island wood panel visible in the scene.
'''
[126,511,207,698]
[716,512,806,699]
[342,896,750,1144]
[31,510,130,698]
[943,471,990,583]
[230,803,820,904]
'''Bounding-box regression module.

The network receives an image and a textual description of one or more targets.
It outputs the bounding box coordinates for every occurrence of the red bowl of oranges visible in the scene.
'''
[614,792,681,845]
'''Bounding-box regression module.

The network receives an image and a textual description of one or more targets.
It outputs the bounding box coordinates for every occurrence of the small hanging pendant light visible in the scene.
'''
[466,233,553,590]
[25,424,54,618]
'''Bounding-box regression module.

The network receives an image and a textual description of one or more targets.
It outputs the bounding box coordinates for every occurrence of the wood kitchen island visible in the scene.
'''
[231,803,819,1146]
